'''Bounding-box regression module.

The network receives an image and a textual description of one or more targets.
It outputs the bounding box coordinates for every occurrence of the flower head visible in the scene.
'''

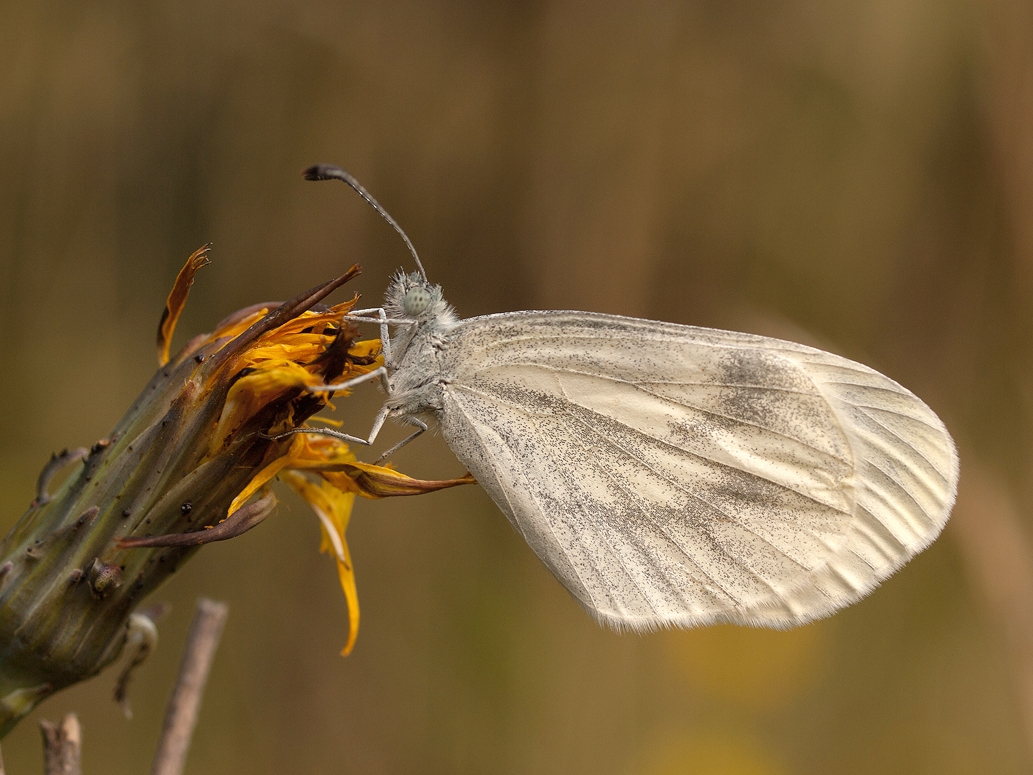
[0,248,471,734]
[123,246,472,653]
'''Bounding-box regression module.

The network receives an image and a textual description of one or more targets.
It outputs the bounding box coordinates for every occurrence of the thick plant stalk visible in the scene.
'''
[0,270,359,736]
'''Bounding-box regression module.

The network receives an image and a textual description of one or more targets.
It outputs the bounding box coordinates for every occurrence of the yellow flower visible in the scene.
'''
[1,245,476,734]
[124,246,473,654]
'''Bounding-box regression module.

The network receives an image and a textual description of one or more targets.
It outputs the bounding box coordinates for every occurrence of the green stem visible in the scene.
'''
[0,271,359,736]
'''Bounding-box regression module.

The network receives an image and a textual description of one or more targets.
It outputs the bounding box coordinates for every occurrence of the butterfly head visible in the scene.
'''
[385,271,458,331]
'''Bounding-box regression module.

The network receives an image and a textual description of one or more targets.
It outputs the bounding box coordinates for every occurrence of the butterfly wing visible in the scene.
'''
[435,311,957,631]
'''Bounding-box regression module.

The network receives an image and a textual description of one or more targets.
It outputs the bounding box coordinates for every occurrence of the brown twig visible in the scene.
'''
[151,599,228,775]
[0,737,6,775]
[40,713,81,775]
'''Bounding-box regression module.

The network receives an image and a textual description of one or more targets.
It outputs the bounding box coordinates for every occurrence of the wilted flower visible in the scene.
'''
[0,247,471,736]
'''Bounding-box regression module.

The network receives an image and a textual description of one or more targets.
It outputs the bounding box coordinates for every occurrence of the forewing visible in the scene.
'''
[437,311,957,631]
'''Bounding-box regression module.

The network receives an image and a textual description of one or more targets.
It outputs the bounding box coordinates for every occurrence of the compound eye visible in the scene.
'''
[403,286,432,316]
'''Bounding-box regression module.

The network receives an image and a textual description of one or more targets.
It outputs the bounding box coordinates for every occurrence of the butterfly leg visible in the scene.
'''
[270,309,418,454]
[346,307,403,367]
[261,426,375,446]
[308,365,387,393]
[268,367,391,445]
[263,405,423,462]
[373,418,428,463]
[262,403,390,448]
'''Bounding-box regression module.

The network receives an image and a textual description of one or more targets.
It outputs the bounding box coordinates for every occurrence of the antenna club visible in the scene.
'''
[303,164,347,181]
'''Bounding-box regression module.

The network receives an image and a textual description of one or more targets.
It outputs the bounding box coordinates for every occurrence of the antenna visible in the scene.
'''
[304,164,428,282]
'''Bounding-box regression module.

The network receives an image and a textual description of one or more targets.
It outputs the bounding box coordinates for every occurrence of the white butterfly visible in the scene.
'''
[304,165,959,633]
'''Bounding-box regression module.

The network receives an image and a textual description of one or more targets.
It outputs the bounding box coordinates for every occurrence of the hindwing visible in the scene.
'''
[435,311,957,631]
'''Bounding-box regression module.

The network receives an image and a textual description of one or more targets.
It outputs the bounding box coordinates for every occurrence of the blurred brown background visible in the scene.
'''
[1,0,1031,773]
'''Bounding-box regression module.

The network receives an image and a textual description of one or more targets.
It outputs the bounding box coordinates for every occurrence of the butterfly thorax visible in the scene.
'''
[383,272,460,420]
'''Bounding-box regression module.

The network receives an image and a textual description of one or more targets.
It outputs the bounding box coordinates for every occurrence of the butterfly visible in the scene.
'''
[302,165,958,633]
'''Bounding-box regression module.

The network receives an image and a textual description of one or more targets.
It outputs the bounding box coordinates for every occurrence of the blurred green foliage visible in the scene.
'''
[1,0,1030,773]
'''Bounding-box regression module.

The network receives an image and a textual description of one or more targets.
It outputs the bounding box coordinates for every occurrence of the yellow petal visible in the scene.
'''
[158,245,211,366]
[279,469,355,549]
[280,469,360,654]
[339,462,476,499]
[227,437,301,516]
[209,365,312,454]
[278,439,474,498]
[335,553,360,656]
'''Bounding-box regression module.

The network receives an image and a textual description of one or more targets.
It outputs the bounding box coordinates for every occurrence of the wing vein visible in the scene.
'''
[501,361,825,396]
[628,383,851,467]
[449,382,853,513]
[550,449,667,619]
[853,405,950,487]
[568,408,813,575]
[446,392,601,612]
[568,417,746,610]
[846,401,948,435]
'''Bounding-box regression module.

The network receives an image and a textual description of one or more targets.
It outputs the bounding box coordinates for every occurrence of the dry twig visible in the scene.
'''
[40,713,81,775]
[151,599,228,775]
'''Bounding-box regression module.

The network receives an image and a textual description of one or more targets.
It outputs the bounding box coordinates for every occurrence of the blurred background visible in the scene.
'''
[1,0,1031,772]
